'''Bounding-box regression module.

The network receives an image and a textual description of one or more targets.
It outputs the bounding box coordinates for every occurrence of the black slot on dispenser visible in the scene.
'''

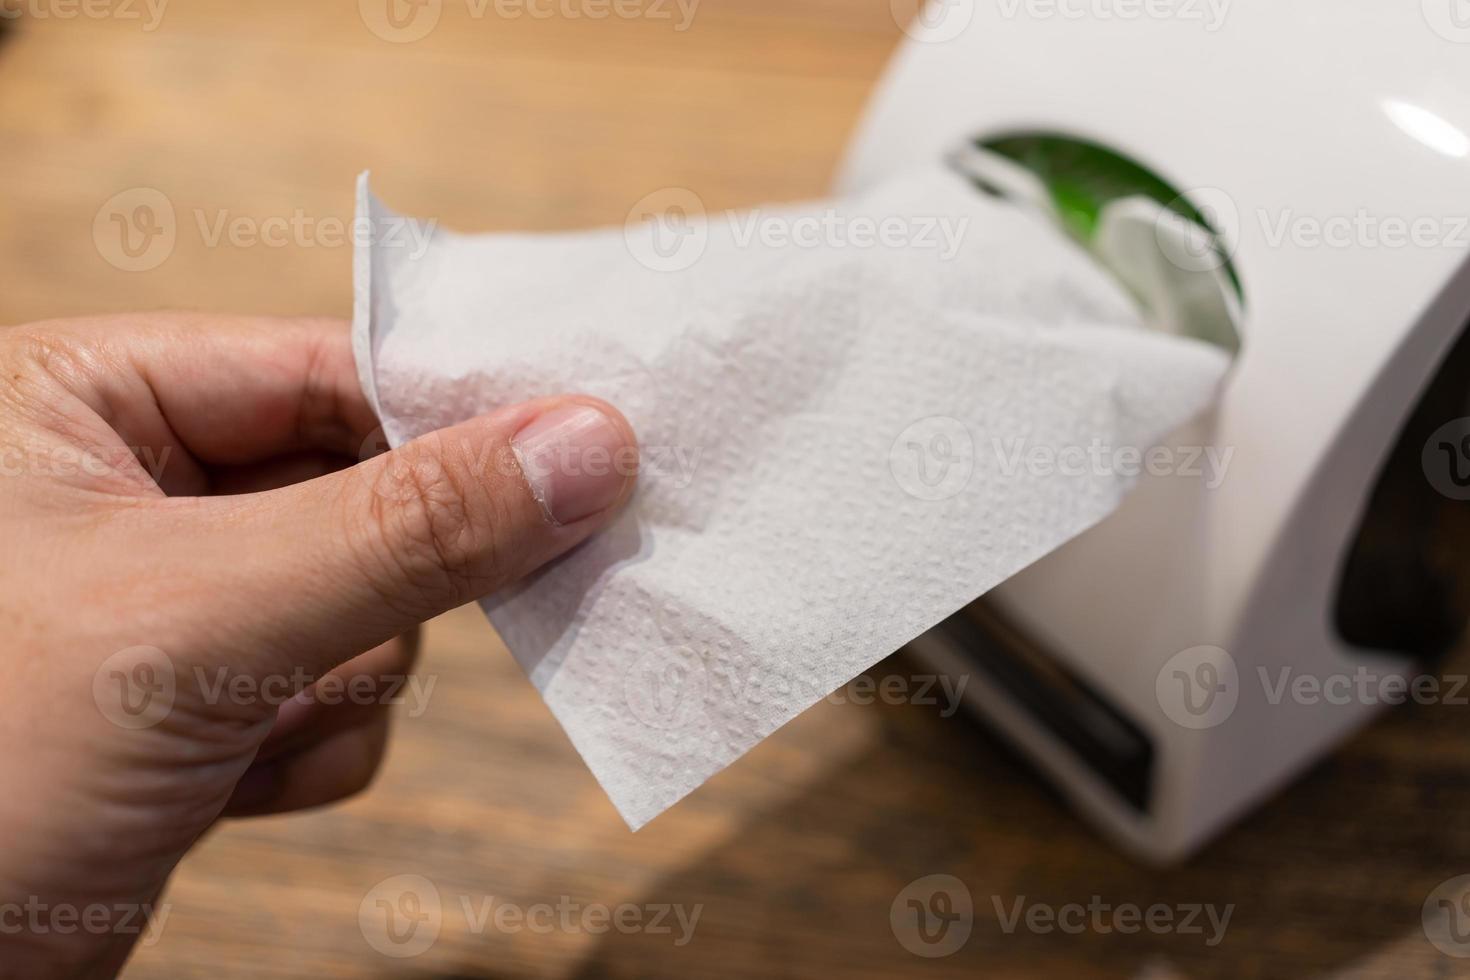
[1336,312,1470,660]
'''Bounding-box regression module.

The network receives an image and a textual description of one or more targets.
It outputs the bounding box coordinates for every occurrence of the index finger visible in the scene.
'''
[21,312,379,468]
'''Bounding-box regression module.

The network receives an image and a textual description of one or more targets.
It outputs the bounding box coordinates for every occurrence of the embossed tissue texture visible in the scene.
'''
[352,167,1229,828]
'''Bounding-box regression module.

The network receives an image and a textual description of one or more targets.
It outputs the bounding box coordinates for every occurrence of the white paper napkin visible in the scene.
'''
[352,166,1229,828]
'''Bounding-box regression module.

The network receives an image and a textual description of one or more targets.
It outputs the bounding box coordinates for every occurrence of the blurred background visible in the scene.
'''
[4,2,1470,977]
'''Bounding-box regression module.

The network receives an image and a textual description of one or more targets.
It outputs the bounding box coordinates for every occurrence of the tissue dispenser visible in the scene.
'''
[841,4,1470,861]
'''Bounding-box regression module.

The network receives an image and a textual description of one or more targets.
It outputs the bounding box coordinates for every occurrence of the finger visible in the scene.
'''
[255,632,421,760]
[223,713,390,817]
[142,394,638,683]
[224,633,419,816]
[22,313,377,483]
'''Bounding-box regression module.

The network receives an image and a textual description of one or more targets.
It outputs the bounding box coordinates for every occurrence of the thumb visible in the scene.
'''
[166,395,638,681]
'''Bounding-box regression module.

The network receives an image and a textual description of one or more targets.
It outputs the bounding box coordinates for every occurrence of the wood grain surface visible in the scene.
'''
[3,3,1470,977]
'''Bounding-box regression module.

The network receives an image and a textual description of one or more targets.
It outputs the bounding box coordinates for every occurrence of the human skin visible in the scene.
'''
[0,313,637,976]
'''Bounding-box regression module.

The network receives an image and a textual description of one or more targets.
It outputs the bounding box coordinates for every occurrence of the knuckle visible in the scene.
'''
[350,436,509,612]
[3,326,84,389]
[0,328,104,436]
[2,319,126,405]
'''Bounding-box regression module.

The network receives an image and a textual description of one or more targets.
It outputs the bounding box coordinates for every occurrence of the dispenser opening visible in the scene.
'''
[1335,306,1470,661]
[950,130,1244,356]
[922,600,1156,814]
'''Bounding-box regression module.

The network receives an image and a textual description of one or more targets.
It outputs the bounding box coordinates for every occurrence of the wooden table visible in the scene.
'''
[3,3,1470,977]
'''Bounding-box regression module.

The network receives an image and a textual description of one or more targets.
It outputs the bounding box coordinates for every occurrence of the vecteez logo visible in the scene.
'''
[623,646,708,731]
[1423,0,1470,43]
[1156,645,1238,729]
[0,0,169,30]
[360,875,443,958]
[1154,186,1240,276]
[360,0,443,42]
[358,875,701,957]
[995,0,1231,31]
[1424,875,1470,957]
[1423,418,1470,500]
[890,0,974,43]
[890,874,974,957]
[94,188,177,273]
[624,188,708,272]
[889,416,975,502]
[92,645,176,730]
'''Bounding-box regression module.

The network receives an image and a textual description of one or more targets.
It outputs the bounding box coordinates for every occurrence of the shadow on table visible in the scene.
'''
[557,649,1470,979]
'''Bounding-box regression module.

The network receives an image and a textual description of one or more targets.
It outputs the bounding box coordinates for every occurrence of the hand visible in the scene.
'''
[0,313,637,976]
